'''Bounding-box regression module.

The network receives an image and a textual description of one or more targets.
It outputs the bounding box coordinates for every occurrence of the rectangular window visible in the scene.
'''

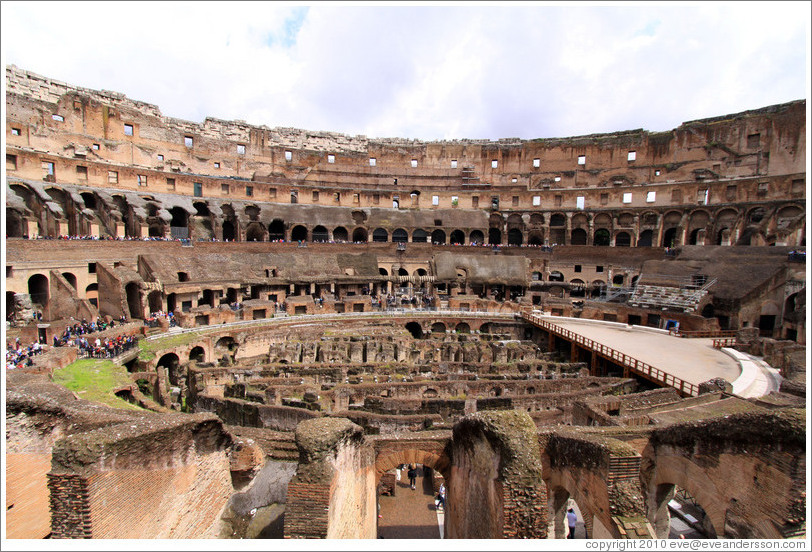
[11,128,21,136]
[451,160,458,168]
[671,189,682,203]
[623,192,632,204]
[184,136,194,148]
[372,193,380,205]
[76,165,88,179]
[491,197,499,209]
[369,158,376,167]
[472,196,479,208]
[124,124,133,136]
[532,196,541,206]
[491,159,498,168]
[290,190,298,203]
[42,161,55,176]
[221,183,229,194]
[411,159,418,168]
[284,150,292,161]
[268,188,277,199]
[328,154,335,163]
[646,191,656,203]
[92,143,100,150]
[157,154,164,161]
[533,158,540,168]
[246,186,253,197]
[697,188,708,204]
[214,162,220,168]
[554,195,562,207]
[757,182,769,196]
[554,176,561,182]
[791,179,804,195]
[108,170,119,184]
[574,265,582,273]
[578,155,586,165]
[600,193,609,205]
[432,195,440,206]
[166,178,175,191]
[88,262,97,274]
[7,154,17,170]
[628,151,636,161]
[655,169,661,176]
[312,190,320,202]
[353,193,360,204]
[52,114,64,122]
[596,265,603,273]
[512,196,519,207]
[747,133,760,149]
[576,196,585,210]
[237,144,246,155]
[137,174,148,187]
[726,185,737,201]
[451,195,459,206]
[194,182,202,197]
[334,192,341,203]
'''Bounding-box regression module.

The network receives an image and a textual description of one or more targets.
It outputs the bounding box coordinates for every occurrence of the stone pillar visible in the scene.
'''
[447,411,547,538]
[655,214,665,247]
[564,214,572,246]
[284,418,376,539]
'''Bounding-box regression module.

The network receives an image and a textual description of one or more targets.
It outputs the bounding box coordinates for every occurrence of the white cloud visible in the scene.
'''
[2,2,808,140]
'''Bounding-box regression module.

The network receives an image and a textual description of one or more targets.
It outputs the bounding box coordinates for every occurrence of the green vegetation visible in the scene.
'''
[52,358,142,410]
[138,331,202,362]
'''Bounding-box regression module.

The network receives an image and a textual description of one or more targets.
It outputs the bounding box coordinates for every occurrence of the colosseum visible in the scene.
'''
[4,64,807,541]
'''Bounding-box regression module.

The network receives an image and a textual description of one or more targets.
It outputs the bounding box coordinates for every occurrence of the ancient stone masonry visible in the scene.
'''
[4,65,806,541]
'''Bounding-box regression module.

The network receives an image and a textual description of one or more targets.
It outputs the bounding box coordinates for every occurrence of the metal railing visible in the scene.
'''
[670,329,737,338]
[521,312,698,397]
[712,337,737,349]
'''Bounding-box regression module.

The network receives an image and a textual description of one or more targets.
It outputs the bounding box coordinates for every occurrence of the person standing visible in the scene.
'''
[437,482,446,510]
[407,465,417,490]
[567,508,577,539]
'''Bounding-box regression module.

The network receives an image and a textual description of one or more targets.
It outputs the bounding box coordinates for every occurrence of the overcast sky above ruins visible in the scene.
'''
[1,2,809,141]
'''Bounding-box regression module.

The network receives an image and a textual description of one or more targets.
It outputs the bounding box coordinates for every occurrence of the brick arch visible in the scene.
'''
[374,447,451,481]
[642,453,725,538]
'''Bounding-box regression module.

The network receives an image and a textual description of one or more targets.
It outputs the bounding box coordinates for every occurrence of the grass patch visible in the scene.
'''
[52,359,142,411]
[138,331,202,362]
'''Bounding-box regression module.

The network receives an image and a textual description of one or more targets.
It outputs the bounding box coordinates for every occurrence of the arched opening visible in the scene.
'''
[663,228,679,248]
[528,232,544,246]
[549,271,564,282]
[405,322,423,339]
[507,228,523,246]
[392,228,408,243]
[62,272,77,290]
[125,282,142,319]
[488,228,502,245]
[167,293,177,313]
[333,226,348,242]
[80,192,97,210]
[455,322,470,334]
[450,230,465,245]
[222,220,236,241]
[549,487,595,539]
[6,209,24,238]
[412,229,428,243]
[469,230,485,244]
[268,219,285,241]
[701,304,715,318]
[352,228,368,243]
[649,484,717,539]
[169,207,189,236]
[379,268,389,276]
[398,268,409,277]
[431,322,446,334]
[290,225,308,242]
[373,228,389,242]
[571,228,588,245]
[312,225,329,242]
[612,275,624,286]
[246,222,265,242]
[431,230,446,245]
[594,229,610,246]
[148,223,164,238]
[569,279,586,297]
[688,228,701,245]
[615,232,631,247]
[85,283,98,307]
[157,353,181,386]
[189,346,206,363]
[638,229,653,247]
[715,228,729,246]
[27,274,49,309]
[147,290,163,313]
[193,202,211,217]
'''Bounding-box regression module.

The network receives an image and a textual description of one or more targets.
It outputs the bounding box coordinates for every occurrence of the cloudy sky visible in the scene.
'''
[2,1,809,141]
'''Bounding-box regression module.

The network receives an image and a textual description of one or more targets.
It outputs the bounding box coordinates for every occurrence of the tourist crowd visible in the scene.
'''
[6,339,45,370]
[144,311,177,327]
[52,316,128,347]
[75,334,138,359]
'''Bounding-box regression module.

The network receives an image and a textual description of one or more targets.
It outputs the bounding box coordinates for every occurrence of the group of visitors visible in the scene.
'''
[75,333,138,359]
[144,311,176,327]
[5,338,45,370]
[394,464,446,510]
[52,316,126,347]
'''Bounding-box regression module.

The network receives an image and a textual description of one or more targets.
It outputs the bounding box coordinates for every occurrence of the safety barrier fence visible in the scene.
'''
[521,312,698,397]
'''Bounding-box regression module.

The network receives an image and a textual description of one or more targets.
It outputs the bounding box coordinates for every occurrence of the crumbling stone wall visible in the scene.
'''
[48,413,234,539]
[447,411,547,538]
